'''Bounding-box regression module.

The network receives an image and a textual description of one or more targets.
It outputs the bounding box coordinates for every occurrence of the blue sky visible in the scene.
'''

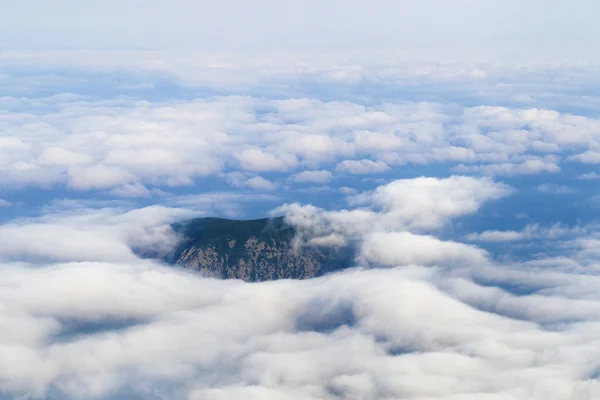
[2,2,600,400]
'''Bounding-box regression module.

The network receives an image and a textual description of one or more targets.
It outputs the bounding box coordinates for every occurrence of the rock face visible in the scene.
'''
[165,217,354,282]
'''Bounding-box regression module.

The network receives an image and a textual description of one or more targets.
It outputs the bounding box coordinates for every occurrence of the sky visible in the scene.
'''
[2,1,600,400]
[2,0,600,51]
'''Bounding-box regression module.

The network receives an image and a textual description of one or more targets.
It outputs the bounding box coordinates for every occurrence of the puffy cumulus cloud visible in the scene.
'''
[241,176,278,191]
[276,176,510,264]
[237,148,297,172]
[335,159,390,175]
[569,151,600,164]
[225,172,278,191]
[68,165,137,190]
[579,172,600,180]
[2,56,600,193]
[0,206,194,263]
[360,232,489,266]
[347,176,511,231]
[289,170,334,184]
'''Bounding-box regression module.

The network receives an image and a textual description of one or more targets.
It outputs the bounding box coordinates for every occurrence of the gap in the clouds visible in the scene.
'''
[448,167,600,261]
[294,300,357,333]
[468,275,545,297]
[52,317,150,343]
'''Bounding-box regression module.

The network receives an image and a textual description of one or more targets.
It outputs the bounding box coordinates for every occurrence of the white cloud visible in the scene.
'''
[39,147,92,166]
[1,173,600,399]
[226,172,278,191]
[569,151,600,164]
[466,229,526,242]
[241,176,278,191]
[360,232,489,266]
[0,199,11,207]
[289,170,333,184]
[237,148,297,172]
[453,159,561,176]
[4,41,600,400]
[68,165,136,190]
[0,206,193,263]
[579,172,600,180]
[348,176,511,231]
[1,75,600,194]
[1,258,600,399]
[336,159,390,175]
[466,223,591,243]
[109,183,153,198]
[338,186,357,195]
[536,183,576,194]
[277,176,511,256]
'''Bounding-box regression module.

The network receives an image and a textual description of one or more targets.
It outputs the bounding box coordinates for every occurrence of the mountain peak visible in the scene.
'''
[164,216,354,282]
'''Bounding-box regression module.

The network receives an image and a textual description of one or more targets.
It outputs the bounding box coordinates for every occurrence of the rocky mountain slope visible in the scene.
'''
[163,217,354,282]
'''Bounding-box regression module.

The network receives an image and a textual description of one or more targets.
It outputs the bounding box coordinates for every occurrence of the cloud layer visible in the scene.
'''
[2,94,600,196]
[1,175,600,399]
[2,49,600,400]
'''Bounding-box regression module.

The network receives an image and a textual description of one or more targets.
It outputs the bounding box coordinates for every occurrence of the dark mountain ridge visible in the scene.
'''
[163,216,355,282]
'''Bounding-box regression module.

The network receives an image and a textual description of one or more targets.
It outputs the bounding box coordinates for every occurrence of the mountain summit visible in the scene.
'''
[163,217,354,282]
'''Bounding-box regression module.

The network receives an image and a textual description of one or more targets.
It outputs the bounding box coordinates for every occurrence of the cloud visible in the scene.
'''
[237,148,297,172]
[569,151,600,164]
[1,78,600,195]
[360,231,489,266]
[579,172,600,180]
[276,176,511,257]
[348,176,511,231]
[466,229,526,242]
[335,159,390,175]
[109,183,153,198]
[68,165,136,190]
[453,159,561,176]
[2,258,600,399]
[0,206,193,263]
[241,176,278,191]
[226,172,278,191]
[466,223,592,243]
[289,170,334,184]
[1,172,600,399]
[536,183,576,194]
[0,199,11,207]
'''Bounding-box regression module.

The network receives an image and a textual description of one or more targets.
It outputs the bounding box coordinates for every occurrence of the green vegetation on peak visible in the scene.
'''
[165,216,354,282]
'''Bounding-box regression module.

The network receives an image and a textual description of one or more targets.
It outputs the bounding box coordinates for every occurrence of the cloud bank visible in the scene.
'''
[1,176,600,399]
[1,47,600,400]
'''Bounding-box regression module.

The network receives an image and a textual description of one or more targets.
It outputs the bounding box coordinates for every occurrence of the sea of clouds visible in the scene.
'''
[1,51,600,399]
